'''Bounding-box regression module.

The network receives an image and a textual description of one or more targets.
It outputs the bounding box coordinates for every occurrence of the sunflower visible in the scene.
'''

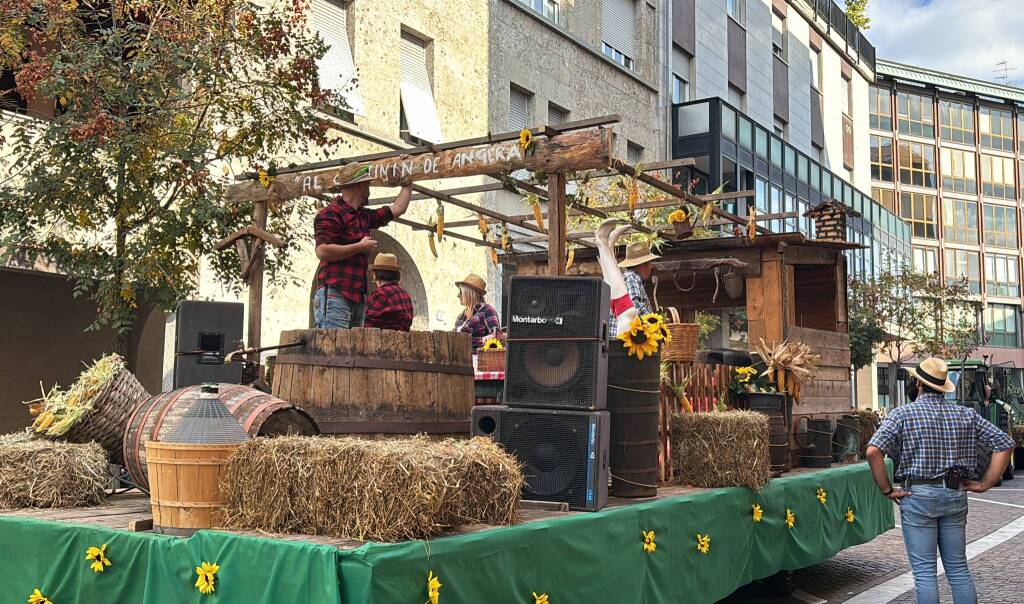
[785,508,796,529]
[427,571,442,604]
[695,533,711,555]
[642,530,656,553]
[482,338,504,351]
[751,504,763,523]
[641,313,672,344]
[27,589,52,604]
[620,317,661,359]
[668,208,688,224]
[518,128,535,154]
[846,507,856,524]
[195,561,219,595]
[85,543,111,573]
[816,487,827,505]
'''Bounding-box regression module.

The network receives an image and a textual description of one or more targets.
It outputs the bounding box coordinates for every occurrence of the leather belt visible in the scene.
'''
[902,475,960,490]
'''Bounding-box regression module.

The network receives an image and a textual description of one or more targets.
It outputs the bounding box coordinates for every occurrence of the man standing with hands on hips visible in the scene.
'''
[313,167,413,328]
[866,357,1015,604]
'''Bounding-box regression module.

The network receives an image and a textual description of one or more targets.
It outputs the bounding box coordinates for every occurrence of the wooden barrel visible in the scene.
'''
[145,441,238,536]
[272,328,475,438]
[607,342,660,498]
[123,384,318,489]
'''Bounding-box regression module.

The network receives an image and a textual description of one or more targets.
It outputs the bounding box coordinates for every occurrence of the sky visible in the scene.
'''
[865,0,1024,86]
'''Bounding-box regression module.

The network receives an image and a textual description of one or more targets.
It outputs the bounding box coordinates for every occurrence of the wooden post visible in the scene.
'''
[247,200,268,367]
[548,172,567,275]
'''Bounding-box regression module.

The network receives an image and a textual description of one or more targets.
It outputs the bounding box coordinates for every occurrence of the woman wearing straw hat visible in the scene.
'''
[453,274,500,351]
[364,253,414,331]
[866,357,1014,604]
[609,241,659,335]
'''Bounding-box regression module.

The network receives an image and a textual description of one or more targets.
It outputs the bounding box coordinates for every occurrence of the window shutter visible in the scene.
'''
[311,1,363,115]
[399,32,443,142]
[672,46,690,82]
[548,105,567,126]
[509,88,529,130]
[602,0,635,58]
[627,142,642,165]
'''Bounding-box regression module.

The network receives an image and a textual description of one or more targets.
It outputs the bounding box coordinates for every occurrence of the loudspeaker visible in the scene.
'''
[472,405,609,511]
[507,276,610,339]
[503,338,608,410]
[173,301,244,388]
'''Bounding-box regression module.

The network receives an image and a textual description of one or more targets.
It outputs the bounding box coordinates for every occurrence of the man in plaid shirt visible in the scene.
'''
[867,357,1014,604]
[313,169,412,329]
[364,253,414,331]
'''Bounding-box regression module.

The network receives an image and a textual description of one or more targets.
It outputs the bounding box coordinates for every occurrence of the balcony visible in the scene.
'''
[802,0,876,73]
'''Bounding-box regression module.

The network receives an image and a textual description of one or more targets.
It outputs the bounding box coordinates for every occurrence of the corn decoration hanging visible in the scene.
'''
[501,222,510,251]
[753,339,822,403]
[435,200,445,241]
[526,193,545,233]
[747,204,757,240]
[478,214,489,238]
[426,218,438,258]
[565,246,575,272]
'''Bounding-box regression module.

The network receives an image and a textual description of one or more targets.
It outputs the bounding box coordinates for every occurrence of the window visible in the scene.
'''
[900,192,937,239]
[981,154,1016,200]
[811,48,822,90]
[898,141,936,188]
[399,31,442,144]
[939,100,974,144]
[870,135,894,182]
[841,76,851,117]
[979,106,1014,152]
[728,85,745,113]
[771,12,786,61]
[509,86,531,179]
[626,142,643,165]
[986,255,1020,297]
[602,0,635,70]
[983,203,1018,249]
[755,127,768,159]
[548,103,568,126]
[1019,114,1024,154]
[913,246,938,274]
[984,304,1019,347]
[942,198,978,244]
[897,92,935,138]
[773,116,786,139]
[869,86,892,130]
[871,187,896,213]
[944,249,981,294]
[311,0,363,118]
[726,0,744,23]
[672,47,692,104]
[940,148,977,194]
[519,0,560,22]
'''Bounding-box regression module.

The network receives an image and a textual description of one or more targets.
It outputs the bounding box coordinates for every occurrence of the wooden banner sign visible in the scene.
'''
[225,128,613,203]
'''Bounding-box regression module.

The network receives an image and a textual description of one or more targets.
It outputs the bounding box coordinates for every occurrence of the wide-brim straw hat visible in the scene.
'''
[907,357,956,393]
[338,165,373,188]
[369,252,401,272]
[619,241,660,268]
[455,273,487,295]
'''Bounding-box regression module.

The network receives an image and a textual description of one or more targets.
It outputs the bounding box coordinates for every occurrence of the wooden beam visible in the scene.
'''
[576,158,697,180]
[227,128,614,203]
[548,172,567,275]
[368,182,507,205]
[392,217,505,250]
[410,184,546,235]
[247,200,268,366]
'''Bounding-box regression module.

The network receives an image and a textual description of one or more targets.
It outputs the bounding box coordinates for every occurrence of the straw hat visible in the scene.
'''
[455,273,487,295]
[907,357,956,393]
[369,253,401,272]
[618,241,660,268]
[338,165,373,188]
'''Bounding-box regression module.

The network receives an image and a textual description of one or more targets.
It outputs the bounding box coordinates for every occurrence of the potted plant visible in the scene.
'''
[729,365,788,422]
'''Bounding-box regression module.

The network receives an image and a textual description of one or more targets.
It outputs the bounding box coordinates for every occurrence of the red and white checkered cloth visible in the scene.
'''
[475,371,505,381]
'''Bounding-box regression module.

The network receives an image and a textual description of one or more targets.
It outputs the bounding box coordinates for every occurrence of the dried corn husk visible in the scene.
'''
[27,355,123,437]
[753,339,821,403]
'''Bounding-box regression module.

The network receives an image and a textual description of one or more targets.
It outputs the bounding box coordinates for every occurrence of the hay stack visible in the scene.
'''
[0,441,107,509]
[1012,424,1024,448]
[218,435,523,542]
[853,409,881,453]
[670,411,771,490]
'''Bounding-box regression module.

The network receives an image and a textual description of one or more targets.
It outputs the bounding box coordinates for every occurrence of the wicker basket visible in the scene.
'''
[65,366,151,466]
[661,307,699,363]
[477,349,506,373]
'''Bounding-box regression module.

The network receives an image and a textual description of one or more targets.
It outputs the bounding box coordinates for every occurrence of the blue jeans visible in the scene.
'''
[900,484,976,604]
[313,286,364,329]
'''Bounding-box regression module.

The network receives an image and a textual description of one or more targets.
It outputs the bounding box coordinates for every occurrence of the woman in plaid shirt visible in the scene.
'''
[364,253,414,331]
[453,273,500,350]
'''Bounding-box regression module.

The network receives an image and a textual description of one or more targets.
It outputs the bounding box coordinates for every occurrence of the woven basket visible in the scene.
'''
[65,366,151,466]
[477,349,506,373]
[661,307,699,363]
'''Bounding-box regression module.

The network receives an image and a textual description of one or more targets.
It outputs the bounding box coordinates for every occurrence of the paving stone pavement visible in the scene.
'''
[721,475,1024,603]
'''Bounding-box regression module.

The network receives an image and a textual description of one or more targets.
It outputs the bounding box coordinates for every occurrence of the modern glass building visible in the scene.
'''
[671,97,912,278]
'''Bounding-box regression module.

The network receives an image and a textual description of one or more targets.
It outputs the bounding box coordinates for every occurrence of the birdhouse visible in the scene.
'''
[803,200,861,243]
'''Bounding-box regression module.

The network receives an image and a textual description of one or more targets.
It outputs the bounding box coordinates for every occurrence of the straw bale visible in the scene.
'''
[1012,424,1024,448]
[218,435,523,542]
[670,411,771,490]
[0,440,107,509]
[852,409,880,451]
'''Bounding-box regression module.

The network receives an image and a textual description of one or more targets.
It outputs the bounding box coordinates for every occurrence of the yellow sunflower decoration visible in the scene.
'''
[194,562,219,595]
[846,507,856,524]
[816,487,827,505]
[641,313,672,344]
[27,589,53,604]
[620,316,662,360]
[785,508,796,529]
[695,533,711,555]
[667,208,688,224]
[751,504,763,523]
[642,530,656,553]
[85,543,111,573]
[427,571,442,604]
[518,129,535,155]
[532,592,550,604]
[481,338,504,351]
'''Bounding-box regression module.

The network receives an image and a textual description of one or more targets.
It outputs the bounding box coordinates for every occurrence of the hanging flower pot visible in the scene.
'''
[668,208,694,240]
[722,270,743,299]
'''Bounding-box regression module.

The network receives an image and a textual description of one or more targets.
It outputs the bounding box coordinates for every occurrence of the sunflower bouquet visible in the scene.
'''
[620,313,671,360]
[728,364,776,397]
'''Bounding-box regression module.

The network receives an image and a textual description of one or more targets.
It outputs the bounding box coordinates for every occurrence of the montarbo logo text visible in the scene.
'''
[511,315,564,325]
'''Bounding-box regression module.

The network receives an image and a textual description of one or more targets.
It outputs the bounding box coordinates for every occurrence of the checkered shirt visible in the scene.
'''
[609,269,653,334]
[314,199,393,303]
[455,303,501,350]
[364,283,414,331]
[868,392,1016,481]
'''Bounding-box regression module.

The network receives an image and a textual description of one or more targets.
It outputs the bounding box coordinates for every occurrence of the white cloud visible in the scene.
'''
[866,0,1024,85]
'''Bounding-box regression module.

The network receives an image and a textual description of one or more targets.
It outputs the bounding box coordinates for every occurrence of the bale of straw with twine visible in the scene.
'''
[0,440,107,509]
[670,411,772,490]
[218,435,523,542]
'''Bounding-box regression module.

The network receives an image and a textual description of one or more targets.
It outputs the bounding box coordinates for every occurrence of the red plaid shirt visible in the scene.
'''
[455,303,501,350]
[314,200,393,303]
[364,283,414,331]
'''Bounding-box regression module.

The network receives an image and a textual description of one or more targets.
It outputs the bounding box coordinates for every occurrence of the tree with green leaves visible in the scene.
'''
[845,0,871,30]
[0,0,344,342]
[915,272,984,362]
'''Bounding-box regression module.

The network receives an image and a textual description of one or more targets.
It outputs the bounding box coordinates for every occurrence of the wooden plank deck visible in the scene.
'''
[0,464,854,549]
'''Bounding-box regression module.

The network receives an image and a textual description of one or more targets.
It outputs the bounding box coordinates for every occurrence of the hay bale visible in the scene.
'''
[218,435,523,542]
[1012,424,1024,448]
[0,441,107,509]
[853,409,881,452]
[670,411,771,490]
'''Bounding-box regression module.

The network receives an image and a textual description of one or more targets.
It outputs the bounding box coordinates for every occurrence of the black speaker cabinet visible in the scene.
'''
[503,338,608,410]
[472,405,609,512]
[507,276,610,339]
[173,301,244,388]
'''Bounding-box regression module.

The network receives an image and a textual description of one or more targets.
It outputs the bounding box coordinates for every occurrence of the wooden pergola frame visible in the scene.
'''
[221,114,767,364]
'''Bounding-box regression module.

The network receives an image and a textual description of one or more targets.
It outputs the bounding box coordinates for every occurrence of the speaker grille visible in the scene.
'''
[507,276,609,339]
[504,339,606,409]
[498,410,593,509]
